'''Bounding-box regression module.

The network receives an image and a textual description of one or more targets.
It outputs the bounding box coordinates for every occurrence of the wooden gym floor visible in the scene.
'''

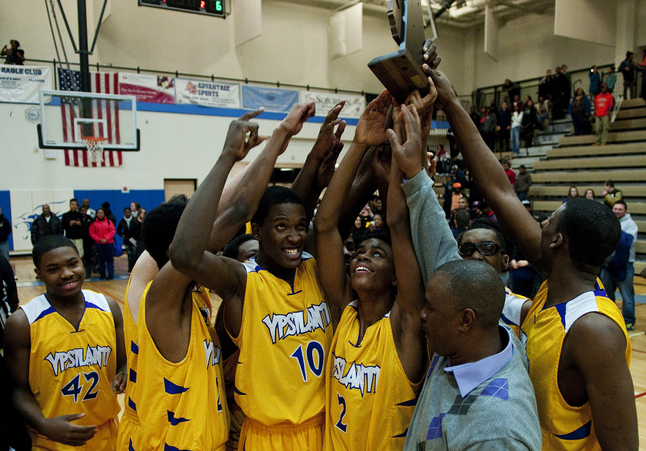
[6,255,646,446]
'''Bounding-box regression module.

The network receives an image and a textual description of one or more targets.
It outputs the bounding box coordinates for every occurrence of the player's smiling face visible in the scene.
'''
[35,246,85,299]
[256,203,308,270]
[350,238,395,292]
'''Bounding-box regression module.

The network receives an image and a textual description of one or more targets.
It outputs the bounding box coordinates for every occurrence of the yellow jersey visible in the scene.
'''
[521,280,631,450]
[22,290,120,445]
[232,254,333,426]
[135,283,229,451]
[323,302,421,451]
[116,276,143,451]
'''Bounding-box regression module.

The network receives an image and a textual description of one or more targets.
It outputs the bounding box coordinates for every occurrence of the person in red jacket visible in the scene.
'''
[89,208,116,279]
[594,82,614,146]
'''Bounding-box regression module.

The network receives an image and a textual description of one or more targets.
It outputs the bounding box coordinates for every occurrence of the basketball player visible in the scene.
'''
[314,101,429,450]
[426,65,637,450]
[4,235,126,450]
[170,99,353,450]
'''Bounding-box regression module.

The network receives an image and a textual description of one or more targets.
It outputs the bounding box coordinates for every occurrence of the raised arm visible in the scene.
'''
[314,90,392,327]
[171,106,315,338]
[4,311,98,446]
[428,69,542,271]
[386,104,427,383]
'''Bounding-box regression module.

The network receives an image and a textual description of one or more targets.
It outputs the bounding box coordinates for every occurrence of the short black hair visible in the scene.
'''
[614,200,627,210]
[124,207,131,212]
[434,259,505,329]
[455,209,471,228]
[556,199,621,271]
[251,186,305,226]
[142,194,189,269]
[33,235,79,268]
[356,230,391,248]
[627,51,634,58]
[222,234,257,259]
[70,198,78,204]
[605,180,615,187]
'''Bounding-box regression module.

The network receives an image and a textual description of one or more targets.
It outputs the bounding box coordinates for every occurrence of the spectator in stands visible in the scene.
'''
[61,198,85,262]
[602,180,623,208]
[515,165,532,200]
[496,101,511,152]
[569,87,591,136]
[88,207,116,280]
[606,66,617,94]
[538,69,553,101]
[444,182,465,219]
[81,198,96,218]
[522,98,537,147]
[101,202,118,227]
[563,186,579,203]
[480,106,497,151]
[503,161,516,187]
[79,205,94,279]
[130,207,146,261]
[30,204,63,245]
[594,82,614,146]
[512,94,524,113]
[535,96,550,130]
[436,144,449,175]
[638,49,646,101]
[130,201,140,218]
[552,65,568,120]
[599,200,638,331]
[585,189,596,200]
[117,207,136,272]
[452,209,471,238]
[589,65,601,100]
[0,206,11,263]
[502,78,521,103]
[510,102,523,154]
[560,64,571,104]
[1,40,24,65]
[469,105,481,128]
[619,51,637,99]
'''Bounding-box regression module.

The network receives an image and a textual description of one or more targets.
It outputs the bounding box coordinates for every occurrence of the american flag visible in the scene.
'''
[58,68,123,167]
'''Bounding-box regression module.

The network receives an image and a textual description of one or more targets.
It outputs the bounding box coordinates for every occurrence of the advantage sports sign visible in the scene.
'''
[174,78,241,109]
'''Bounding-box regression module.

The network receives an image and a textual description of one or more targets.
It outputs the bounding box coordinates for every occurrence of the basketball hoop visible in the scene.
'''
[82,136,108,164]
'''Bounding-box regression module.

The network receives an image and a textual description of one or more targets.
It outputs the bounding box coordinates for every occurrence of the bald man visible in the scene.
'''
[404,260,541,450]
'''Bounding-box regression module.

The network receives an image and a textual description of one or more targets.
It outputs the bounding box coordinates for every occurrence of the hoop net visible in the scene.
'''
[82,136,108,164]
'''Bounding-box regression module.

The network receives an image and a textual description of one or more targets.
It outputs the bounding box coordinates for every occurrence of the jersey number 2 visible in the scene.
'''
[61,371,100,403]
[290,340,324,382]
[335,393,348,433]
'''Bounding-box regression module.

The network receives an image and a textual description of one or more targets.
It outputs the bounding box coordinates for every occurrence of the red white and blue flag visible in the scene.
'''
[58,69,123,167]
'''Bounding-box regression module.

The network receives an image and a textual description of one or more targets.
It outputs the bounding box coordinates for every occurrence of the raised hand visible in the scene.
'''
[422,39,441,73]
[387,105,425,179]
[223,109,268,161]
[311,103,347,164]
[279,102,316,136]
[427,71,458,113]
[41,413,97,447]
[370,143,392,186]
[354,89,393,146]
[112,371,127,394]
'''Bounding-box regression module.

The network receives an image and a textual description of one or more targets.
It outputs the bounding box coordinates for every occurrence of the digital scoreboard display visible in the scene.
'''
[139,0,226,18]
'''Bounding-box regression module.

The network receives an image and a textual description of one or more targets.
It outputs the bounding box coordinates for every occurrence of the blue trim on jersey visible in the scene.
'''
[287,290,303,296]
[85,300,107,311]
[164,378,189,395]
[555,421,592,440]
[500,312,519,327]
[393,428,408,438]
[594,281,607,298]
[554,302,568,329]
[396,397,418,407]
[167,410,191,426]
[129,439,136,451]
[131,341,139,354]
[129,368,137,383]
[234,386,247,396]
[32,305,57,323]
[128,397,137,412]
[164,444,191,451]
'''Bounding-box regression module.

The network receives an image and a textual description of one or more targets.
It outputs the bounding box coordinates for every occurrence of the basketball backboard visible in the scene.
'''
[37,90,139,150]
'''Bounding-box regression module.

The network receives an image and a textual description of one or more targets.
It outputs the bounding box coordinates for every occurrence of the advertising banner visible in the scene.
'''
[0,65,52,103]
[119,73,175,104]
[174,78,240,109]
[241,85,299,112]
[299,90,365,118]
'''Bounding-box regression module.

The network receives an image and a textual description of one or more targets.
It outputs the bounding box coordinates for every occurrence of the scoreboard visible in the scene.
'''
[139,0,226,18]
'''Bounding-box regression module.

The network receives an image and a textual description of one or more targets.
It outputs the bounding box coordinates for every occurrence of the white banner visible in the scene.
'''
[299,90,366,119]
[119,72,175,104]
[174,78,240,109]
[0,65,52,103]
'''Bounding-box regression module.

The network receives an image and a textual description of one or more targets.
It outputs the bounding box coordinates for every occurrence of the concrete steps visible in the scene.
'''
[559,130,646,147]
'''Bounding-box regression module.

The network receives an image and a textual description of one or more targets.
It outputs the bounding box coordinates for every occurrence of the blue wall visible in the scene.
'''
[0,190,12,251]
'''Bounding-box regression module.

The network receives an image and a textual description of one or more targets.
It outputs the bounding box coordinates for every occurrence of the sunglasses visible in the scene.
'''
[458,241,503,257]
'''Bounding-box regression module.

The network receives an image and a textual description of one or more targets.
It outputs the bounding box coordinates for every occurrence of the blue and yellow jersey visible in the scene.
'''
[501,288,530,343]
[231,253,333,426]
[135,282,229,451]
[323,302,421,451]
[22,290,120,431]
[521,280,631,450]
